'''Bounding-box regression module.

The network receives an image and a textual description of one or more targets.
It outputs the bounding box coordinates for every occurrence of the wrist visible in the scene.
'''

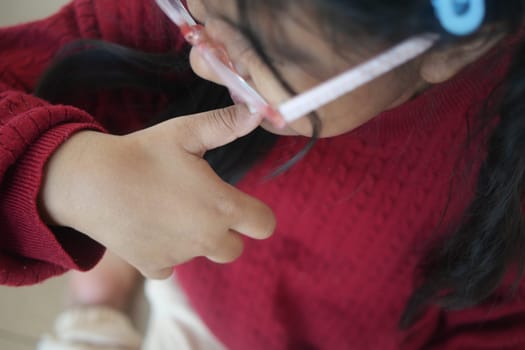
[39,130,105,228]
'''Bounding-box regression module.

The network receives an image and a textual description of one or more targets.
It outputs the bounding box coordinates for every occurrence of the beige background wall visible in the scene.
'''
[0,0,70,26]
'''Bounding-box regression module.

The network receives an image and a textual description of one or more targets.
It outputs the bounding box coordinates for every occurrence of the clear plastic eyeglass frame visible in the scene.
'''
[156,0,439,128]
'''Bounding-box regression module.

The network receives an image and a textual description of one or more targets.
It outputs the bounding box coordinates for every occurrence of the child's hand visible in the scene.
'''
[40,105,276,279]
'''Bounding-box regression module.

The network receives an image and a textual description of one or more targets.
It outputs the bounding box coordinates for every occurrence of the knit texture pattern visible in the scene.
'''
[0,0,184,285]
[175,34,525,349]
[1,0,525,349]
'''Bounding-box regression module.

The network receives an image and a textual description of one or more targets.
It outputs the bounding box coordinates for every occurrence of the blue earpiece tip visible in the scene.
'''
[432,0,486,36]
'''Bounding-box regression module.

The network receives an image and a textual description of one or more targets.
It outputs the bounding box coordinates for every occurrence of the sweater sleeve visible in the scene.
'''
[0,0,186,286]
[0,82,107,286]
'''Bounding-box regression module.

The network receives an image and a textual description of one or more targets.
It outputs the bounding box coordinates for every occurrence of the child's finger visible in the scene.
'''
[206,232,245,264]
[179,104,263,155]
[228,189,276,241]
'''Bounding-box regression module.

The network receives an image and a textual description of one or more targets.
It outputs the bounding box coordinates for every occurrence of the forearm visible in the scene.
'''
[0,87,106,285]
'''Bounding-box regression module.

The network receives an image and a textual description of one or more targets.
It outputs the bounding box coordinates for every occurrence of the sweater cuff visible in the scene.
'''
[2,122,107,275]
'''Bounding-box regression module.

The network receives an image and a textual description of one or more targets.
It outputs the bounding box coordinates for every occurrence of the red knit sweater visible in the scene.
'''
[176,33,525,348]
[1,1,525,349]
[0,0,185,283]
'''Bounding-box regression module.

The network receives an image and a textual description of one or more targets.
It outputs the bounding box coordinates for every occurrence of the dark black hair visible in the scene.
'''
[35,0,525,329]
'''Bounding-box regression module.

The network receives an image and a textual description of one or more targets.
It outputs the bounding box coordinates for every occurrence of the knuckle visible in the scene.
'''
[214,197,240,218]
[209,108,238,136]
[176,116,204,151]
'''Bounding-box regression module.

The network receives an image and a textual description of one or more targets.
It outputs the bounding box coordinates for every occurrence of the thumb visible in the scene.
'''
[181,105,263,155]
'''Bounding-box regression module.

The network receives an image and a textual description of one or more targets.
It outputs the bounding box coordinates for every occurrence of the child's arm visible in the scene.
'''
[0,0,275,286]
[0,81,108,285]
[39,105,275,281]
[0,0,177,286]
[1,62,276,289]
[0,76,275,287]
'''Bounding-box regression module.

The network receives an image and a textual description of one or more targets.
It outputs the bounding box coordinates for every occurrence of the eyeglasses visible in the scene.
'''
[156,0,439,129]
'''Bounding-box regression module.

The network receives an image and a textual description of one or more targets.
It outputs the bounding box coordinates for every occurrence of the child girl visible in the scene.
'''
[2,0,525,348]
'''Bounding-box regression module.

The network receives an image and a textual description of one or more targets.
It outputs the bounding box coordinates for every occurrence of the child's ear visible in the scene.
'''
[419,31,506,84]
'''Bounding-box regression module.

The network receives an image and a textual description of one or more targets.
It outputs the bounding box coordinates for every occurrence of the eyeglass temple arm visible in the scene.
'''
[155,0,439,127]
[278,34,439,123]
[156,0,197,26]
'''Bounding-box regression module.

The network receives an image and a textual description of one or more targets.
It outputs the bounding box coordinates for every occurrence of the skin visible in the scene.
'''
[188,0,506,137]
[40,0,505,280]
[41,106,275,279]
